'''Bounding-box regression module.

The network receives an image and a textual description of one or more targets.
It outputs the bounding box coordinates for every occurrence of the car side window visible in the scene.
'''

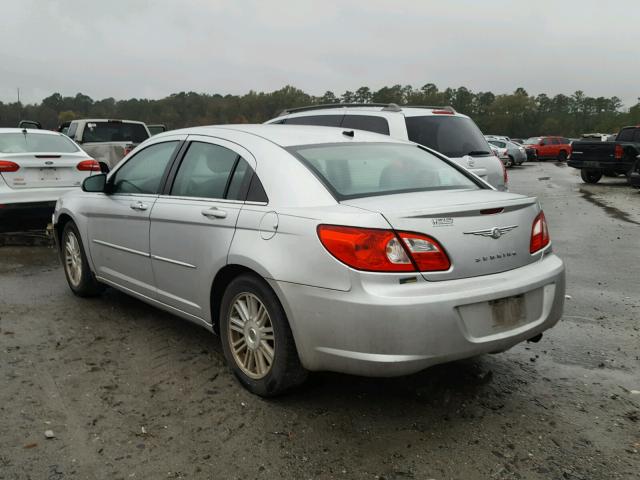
[171,141,240,200]
[67,122,78,140]
[246,174,268,203]
[111,141,178,195]
[341,115,390,135]
[285,115,343,127]
[226,158,253,201]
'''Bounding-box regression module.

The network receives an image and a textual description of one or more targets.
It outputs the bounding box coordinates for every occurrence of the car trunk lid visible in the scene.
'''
[0,153,87,189]
[342,189,540,281]
[570,141,616,162]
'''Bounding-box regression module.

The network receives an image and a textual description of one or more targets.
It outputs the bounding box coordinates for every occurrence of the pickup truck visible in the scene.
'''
[65,119,151,169]
[568,126,640,184]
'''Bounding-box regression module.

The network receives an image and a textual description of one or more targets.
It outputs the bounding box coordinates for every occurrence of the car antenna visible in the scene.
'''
[342,130,355,137]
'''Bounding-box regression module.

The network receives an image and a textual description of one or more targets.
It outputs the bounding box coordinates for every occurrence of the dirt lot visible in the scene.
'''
[1,162,638,479]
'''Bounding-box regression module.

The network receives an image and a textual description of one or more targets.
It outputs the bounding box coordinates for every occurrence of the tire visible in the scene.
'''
[557,150,567,162]
[61,221,104,297]
[580,169,602,184]
[506,156,514,168]
[219,273,307,396]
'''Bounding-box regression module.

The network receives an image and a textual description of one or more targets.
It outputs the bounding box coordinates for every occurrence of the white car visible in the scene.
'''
[266,104,508,191]
[0,128,101,230]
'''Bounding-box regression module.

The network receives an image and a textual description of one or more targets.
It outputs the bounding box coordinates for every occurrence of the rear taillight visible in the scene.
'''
[124,144,134,156]
[530,211,550,253]
[500,157,508,184]
[615,144,624,160]
[317,225,450,273]
[0,160,20,172]
[76,159,101,171]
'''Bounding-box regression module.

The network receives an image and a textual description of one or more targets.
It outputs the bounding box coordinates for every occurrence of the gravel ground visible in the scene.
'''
[0,162,638,480]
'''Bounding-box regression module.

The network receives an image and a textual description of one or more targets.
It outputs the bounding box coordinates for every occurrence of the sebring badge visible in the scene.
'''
[464,225,518,239]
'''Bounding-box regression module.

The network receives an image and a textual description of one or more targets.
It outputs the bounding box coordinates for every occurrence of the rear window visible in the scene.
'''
[0,132,79,153]
[341,115,390,135]
[82,121,149,143]
[290,143,479,200]
[284,115,343,127]
[405,116,491,158]
[616,128,637,142]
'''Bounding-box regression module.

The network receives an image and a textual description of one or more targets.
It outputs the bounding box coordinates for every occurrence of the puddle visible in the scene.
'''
[579,188,640,225]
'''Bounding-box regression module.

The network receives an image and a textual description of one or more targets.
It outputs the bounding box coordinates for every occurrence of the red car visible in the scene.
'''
[523,136,572,161]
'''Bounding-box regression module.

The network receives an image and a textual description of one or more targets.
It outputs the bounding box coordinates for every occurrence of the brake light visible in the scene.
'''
[431,110,454,115]
[76,159,101,171]
[530,211,550,253]
[615,144,624,160]
[123,144,134,156]
[500,157,508,184]
[317,225,450,272]
[0,160,20,172]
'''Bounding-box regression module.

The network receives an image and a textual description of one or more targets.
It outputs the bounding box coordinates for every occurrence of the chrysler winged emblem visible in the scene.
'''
[464,225,518,239]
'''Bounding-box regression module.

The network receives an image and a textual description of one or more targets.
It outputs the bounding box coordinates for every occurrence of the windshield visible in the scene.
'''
[524,137,541,145]
[404,115,491,158]
[0,132,79,153]
[82,121,149,143]
[290,143,480,200]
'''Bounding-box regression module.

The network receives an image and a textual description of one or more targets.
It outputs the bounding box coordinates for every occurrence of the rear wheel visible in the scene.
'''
[506,156,514,167]
[219,273,307,396]
[557,150,567,162]
[61,221,104,297]
[580,169,602,184]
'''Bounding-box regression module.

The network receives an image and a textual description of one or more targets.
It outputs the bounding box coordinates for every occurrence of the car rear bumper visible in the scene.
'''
[567,159,634,171]
[275,252,565,377]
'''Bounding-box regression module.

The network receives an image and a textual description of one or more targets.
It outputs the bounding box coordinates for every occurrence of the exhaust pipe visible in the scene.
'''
[527,333,543,343]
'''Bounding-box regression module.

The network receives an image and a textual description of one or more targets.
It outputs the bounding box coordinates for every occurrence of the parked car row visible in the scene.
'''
[485,137,527,167]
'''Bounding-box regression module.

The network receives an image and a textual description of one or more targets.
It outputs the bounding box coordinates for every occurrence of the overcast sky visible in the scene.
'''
[2,0,638,107]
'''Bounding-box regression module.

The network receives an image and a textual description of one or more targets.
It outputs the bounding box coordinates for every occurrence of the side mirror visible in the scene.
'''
[82,173,107,193]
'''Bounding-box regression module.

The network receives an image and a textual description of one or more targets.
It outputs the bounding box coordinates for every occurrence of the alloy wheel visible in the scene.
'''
[64,231,83,287]
[227,293,275,379]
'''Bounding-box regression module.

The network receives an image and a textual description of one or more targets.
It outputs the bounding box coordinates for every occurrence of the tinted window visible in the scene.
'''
[246,174,268,203]
[633,130,640,143]
[171,142,239,199]
[285,115,343,127]
[405,116,490,158]
[82,121,149,143]
[111,141,178,194]
[341,115,390,135]
[617,128,635,142]
[226,158,253,201]
[291,143,479,200]
[0,132,79,153]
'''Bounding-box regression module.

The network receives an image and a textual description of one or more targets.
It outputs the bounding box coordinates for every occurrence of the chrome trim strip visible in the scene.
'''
[151,255,197,269]
[92,239,150,257]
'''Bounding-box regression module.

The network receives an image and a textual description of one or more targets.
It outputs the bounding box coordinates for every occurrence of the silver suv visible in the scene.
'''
[266,103,507,190]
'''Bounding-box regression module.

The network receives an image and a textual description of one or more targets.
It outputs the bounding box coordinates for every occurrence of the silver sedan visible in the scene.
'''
[53,125,565,396]
[488,139,528,166]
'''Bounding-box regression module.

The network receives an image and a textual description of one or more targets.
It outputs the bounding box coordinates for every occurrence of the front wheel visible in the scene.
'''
[580,169,602,184]
[61,221,104,297]
[557,150,567,162]
[219,274,307,396]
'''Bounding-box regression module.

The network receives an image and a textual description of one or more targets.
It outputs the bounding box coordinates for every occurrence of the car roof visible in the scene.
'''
[0,128,63,136]
[275,104,471,120]
[72,118,147,124]
[163,124,411,147]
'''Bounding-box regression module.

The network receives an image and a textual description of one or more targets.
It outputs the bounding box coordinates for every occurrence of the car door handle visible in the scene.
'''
[130,201,148,211]
[201,207,227,219]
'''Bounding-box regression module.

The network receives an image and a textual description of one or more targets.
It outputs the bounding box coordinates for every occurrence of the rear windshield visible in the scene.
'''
[82,121,149,143]
[0,132,79,153]
[524,137,541,145]
[290,143,480,200]
[405,116,491,158]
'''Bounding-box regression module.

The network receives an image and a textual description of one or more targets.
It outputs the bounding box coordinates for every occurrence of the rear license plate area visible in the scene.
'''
[40,168,58,180]
[489,294,525,328]
[584,161,600,167]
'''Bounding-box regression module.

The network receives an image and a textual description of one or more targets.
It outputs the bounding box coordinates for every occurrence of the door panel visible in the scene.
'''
[149,198,242,318]
[85,137,184,298]
[149,136,257,321]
